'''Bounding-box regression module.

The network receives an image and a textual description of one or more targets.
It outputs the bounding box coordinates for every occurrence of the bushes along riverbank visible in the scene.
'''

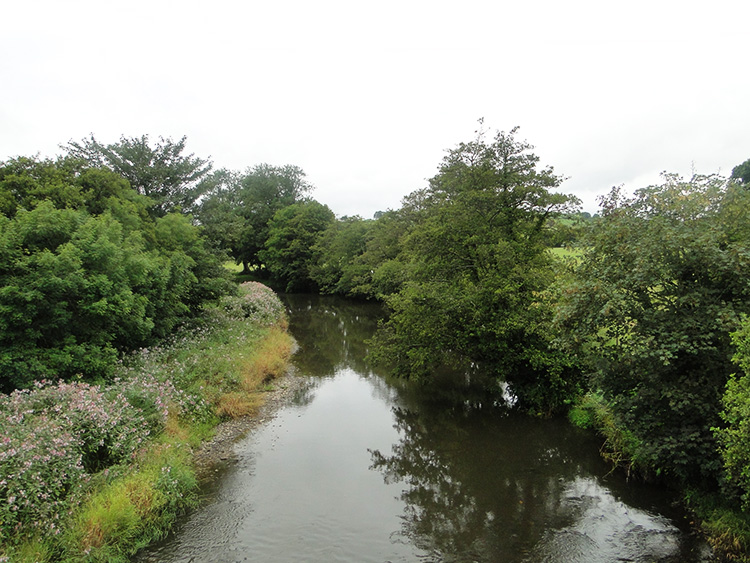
[0,282,294,563]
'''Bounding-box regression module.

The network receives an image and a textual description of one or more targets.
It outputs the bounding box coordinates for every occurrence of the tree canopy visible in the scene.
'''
[731,158,750,186]
[197,164,313,273]
[0,156,233,391]
[556,174,750,483]
[64,134,215,216]
[259,199,336,292]
[368,126,581,412]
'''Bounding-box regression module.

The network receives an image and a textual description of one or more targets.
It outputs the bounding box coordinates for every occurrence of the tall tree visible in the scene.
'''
[64,134,214,216]
[370,126,581,412]
[197,164,313,273]
[259,199,335,292]
[731,158,750,186]
[309,215,373,295]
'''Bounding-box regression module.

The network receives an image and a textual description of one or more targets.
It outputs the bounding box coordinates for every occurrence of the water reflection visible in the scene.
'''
[283,294,383,377]
[369,401,708,562]
[286,294,710,562]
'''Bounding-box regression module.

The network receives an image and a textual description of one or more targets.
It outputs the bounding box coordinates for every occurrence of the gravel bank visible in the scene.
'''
[191,367,308,477]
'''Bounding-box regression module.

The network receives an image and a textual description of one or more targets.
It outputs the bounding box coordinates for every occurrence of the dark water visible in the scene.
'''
[136,295,712,563]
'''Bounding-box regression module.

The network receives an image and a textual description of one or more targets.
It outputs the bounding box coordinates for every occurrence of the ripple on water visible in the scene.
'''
[523,476,707,563]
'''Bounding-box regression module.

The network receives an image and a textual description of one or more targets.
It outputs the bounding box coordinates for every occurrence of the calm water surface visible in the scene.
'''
[136,295,711,562]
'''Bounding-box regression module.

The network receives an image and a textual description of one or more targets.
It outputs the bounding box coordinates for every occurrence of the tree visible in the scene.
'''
[0,156,233,391]
[259,200,335,292]
[556,174,750,483]
[309,215,373,295]
[369,126,581,413]
[64,134,214,216]
[731,158,750,186]
[197,164,313,273]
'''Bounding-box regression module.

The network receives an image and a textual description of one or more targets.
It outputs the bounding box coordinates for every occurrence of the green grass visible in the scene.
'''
[223,260,244,273]
[568,392,646,475]
[685,489,750,562]
[548,246,584,260]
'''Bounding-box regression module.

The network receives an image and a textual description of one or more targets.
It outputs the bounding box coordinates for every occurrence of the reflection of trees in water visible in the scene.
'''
[370,405,605,561]
[282,294,385,377]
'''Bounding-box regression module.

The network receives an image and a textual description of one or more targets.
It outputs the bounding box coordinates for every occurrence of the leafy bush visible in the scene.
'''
[0,156,234,392]
[716,317,750,509]
[557,175,750,484]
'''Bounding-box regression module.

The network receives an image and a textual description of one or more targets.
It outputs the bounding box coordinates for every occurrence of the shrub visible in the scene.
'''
[715,317,750,510]
[210,281,286,327]
[0,375,202,545]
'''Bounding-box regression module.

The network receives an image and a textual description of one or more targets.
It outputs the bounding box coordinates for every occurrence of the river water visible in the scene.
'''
[136,295,712,562]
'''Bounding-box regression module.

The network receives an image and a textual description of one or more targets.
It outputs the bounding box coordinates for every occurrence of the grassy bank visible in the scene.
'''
[0,282,294,563]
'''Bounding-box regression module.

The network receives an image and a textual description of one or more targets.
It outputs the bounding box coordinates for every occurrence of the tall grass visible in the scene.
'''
[0,282,294,562]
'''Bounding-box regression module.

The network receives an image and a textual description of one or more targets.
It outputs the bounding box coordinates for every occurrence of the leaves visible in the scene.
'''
[368,126,582,412]
[558,173,750,482]
[64,134,214,217]
[0,157,233,391]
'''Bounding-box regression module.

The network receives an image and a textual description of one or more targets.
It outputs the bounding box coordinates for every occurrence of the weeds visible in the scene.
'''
[0,282,293,562]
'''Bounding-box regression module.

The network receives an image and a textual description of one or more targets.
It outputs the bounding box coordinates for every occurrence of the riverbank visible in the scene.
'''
[0,283,297,563]
[191,364,307,477]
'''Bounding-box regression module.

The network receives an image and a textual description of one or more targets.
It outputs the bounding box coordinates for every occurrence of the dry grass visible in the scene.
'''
[214,325,294,419]
[239,326,294,392]
[215,391,263,418]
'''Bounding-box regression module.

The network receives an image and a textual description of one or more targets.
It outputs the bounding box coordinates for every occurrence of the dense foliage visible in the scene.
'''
[362,127,582,412]
[260,200,336,292]
[0,156,233,391]
[63,135,215,217]
[197,164,313,273]
[716,317,750,509]
[557,175,750,484]
[731,158,750,186]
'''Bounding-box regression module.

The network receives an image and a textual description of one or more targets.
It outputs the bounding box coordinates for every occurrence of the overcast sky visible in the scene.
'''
[2,0,748,217]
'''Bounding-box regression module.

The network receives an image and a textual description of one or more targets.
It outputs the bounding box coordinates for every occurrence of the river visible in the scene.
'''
[135,295,711,562]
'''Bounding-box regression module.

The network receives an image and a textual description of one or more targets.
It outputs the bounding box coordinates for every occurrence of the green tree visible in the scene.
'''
[557,174,750,483]
[370,126,581,413]
[731,158,750,186]
[0,157,233,391]
[260,200,335,292]
[64,134,214,216]
[197,164,313,273]
[309,215,373,295]
[0,156,147,219]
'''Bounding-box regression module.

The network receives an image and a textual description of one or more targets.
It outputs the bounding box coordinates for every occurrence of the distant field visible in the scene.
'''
[548,246,584,260]
[224,261,244,272]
